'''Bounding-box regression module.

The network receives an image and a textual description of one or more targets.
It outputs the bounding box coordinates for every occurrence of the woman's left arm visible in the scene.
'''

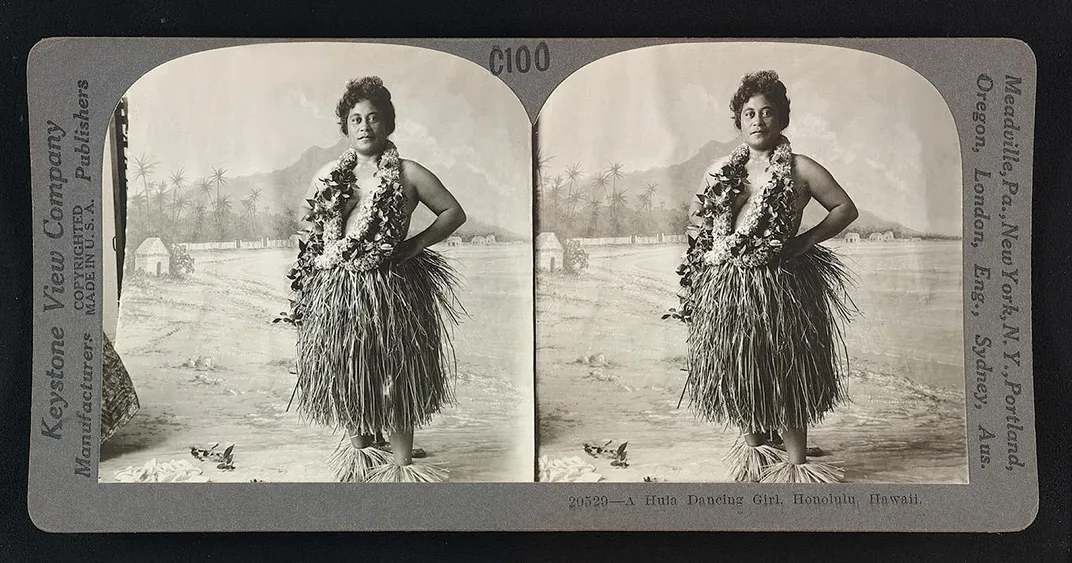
[784,155,859,258]
[394,160,467,262]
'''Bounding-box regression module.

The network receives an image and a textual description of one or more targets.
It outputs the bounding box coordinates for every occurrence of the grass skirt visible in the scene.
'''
[686,245,854,433]
[294,250,462,436]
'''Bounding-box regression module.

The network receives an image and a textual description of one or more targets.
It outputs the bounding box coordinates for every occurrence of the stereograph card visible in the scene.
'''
[26,37,1037,532]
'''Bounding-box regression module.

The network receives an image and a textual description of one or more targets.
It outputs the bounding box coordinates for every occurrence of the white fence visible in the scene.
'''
[182,241,236,251]
[571,233,686,247]
[181,238,296,251]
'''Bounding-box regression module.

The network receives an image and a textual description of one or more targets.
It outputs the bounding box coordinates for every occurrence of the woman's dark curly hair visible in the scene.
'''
[336,76,396,136]
[730,70,791,130]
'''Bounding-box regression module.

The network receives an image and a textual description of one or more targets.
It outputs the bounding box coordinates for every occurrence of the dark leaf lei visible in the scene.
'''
[667,136,797,324]
[274,142,407,326]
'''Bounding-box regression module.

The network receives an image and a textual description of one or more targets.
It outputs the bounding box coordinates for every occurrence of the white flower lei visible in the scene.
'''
[697,136,797,268]
[311,142,407,271]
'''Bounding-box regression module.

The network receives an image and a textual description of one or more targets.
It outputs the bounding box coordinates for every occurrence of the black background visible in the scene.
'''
[1,1,1069,560]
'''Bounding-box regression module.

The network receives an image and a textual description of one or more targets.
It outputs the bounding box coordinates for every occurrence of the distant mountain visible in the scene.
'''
[219,141,347,213]
[616,139,931,239]
[617,139,738,204]
[214,139,528,241]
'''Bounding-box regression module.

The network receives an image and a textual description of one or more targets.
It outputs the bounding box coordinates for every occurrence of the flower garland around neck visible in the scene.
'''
[275,142,407,326]
[696,135,797,268]
[666,136,797,324]
[312,141,407,272]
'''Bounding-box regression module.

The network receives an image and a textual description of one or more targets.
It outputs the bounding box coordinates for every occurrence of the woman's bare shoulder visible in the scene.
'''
[791,153,829,177]
[399,158,442,187]
[791,153,843,198]
[400,158,431,176]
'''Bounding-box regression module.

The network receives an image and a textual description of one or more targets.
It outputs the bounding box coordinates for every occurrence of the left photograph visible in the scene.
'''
[98,43,534,482]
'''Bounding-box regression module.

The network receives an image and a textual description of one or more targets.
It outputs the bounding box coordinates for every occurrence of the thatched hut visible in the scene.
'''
[868,232,885,242]
[135,237,170,276]
[882,231,895,242]
[445,236,463,247]
[844,232,860,243]
[535,232,564,271]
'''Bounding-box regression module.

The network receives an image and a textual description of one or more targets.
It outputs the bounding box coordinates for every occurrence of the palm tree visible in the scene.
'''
[171,191,192,230]
[548,175,564,231]
[215,194,233,215]
[584,189,604,237]
[643,182,658,201]
[131,153,157,220]
[211,166,228,204]
[606,161,625,199]
[210,166,229,232]
[168,167,186,224]
[151,181,170,228]
[197,177,214,203]
[247,187,263,231]
[565,162,583,185]
[213,194,233,237]
[640,182,658,234]
[637,189,653,212]
[637,191,653,231]
[564,162,583,223]
[591,171,610,201]
[241,198,256,234]
[609,186,629,236]
[564,190,584,235]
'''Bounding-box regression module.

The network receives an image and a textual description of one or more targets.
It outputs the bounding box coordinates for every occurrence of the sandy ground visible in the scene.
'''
[536,243,969,484]
[101,241,968,484]
[101,246,534,483]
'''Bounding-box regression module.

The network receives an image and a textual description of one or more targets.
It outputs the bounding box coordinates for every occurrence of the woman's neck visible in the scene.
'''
[353,152,380,168]
[747,145,774,164]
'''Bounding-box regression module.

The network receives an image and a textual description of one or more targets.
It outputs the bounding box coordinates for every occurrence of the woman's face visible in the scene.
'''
[346,99,389,156]
[739,94,783,150]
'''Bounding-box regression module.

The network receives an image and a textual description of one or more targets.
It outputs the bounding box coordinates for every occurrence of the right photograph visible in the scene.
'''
[534,42,966,484]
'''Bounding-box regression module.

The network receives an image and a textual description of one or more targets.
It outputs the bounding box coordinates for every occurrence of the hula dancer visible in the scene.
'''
[285,77,466,482]
[678,71,859,483]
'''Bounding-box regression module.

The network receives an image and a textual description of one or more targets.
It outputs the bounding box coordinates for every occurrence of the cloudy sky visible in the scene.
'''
[123,42,531,229]
[538,42,962,235]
